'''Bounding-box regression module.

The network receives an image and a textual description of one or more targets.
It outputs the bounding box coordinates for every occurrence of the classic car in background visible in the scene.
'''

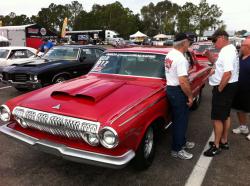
[191,41,219,64]
[0,45,105,91]
[0,46,42,67]
[0,47,211,170]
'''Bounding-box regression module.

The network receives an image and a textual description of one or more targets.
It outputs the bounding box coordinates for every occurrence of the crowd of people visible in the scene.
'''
[165,30,250,159]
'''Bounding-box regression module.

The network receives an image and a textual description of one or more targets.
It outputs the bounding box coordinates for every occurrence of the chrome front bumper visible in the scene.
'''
[0,124,135,169]
[0,79,42,89]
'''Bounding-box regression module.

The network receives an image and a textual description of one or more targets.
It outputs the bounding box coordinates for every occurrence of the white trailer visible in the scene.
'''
[66,29,121,44]
[0,25,29,46]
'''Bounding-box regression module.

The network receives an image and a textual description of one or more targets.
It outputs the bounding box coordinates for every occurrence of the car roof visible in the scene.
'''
[57,44,106,50]
[107,47,172,55]
[0,46,36,50]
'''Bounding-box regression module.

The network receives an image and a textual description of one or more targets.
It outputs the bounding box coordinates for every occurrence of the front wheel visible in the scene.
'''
[15,87,28,92]
[133,125,155,170]
[53,76,67,84]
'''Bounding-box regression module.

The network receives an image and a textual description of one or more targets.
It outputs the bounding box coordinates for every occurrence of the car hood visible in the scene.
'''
[13,74,164,125]
[3,59,73,73]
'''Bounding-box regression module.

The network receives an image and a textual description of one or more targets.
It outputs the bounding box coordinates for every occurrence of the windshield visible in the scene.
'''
[43,47,79,60]
[91,52,166,78]
[0,49,9,59]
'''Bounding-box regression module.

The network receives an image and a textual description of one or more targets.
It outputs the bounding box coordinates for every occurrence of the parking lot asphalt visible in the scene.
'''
[0,82,250,186]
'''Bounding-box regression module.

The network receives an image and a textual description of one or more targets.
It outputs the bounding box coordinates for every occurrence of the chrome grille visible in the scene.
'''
[14,74,29,82]
[12,106,100,139]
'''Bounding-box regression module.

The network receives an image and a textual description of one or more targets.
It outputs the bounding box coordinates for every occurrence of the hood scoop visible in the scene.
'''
[51,80,125,102]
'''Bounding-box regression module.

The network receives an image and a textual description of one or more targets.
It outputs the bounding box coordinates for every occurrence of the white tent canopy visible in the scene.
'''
[153,34,168,39]
[130,31,147,38]
[0,35,9,42]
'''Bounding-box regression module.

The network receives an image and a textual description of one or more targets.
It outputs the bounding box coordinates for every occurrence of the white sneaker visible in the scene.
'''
[246,134,250,140]
[232,125,249,134]
[171,149,193,160]
[183,141,195,149]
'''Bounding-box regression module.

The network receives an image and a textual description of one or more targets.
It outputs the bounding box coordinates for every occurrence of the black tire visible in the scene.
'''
[191,89,202,110]
[133,125,155,170]
[15,87,28,92]
[53,76,67,84]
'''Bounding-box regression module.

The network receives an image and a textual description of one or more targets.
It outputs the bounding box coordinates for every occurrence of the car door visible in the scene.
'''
[186,51,210,97]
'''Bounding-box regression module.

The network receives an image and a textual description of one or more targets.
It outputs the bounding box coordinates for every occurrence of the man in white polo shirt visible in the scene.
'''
[165,33,195,160]
[203,30,239,157]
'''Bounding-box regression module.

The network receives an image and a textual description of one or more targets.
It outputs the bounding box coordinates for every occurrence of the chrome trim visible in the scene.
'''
[0,124,135,169]
[1,79,40,85]
[12,107,100,140]
[0,104,11,122]
[164,121,172,130]
[111,86,166,125]
[99,127,119,149]
[119,96,166,127]
[90,72,165,80]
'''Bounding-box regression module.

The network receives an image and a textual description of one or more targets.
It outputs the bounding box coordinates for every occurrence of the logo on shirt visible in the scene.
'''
[165,58,173,71]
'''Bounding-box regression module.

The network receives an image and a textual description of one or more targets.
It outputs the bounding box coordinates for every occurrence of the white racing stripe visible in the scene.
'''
[0,86,12,90]
[185,132,214,186]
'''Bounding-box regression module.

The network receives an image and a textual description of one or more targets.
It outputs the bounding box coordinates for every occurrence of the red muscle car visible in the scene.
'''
[191,41,219,64]
[0,47,211,170]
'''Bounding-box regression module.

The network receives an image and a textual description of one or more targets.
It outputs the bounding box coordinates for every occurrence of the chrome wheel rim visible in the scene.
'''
[144,127,154,159]
[55,77,65,83]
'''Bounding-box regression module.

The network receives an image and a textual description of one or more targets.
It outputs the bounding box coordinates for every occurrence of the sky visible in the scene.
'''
[0,0,250,31]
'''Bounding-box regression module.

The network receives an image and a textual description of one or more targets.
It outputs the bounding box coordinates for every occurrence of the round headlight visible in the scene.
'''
[30,75,38,81]
[80,132,99,146]
[99,127,119,149]
[87,133,99,146]
[0,105,11,122]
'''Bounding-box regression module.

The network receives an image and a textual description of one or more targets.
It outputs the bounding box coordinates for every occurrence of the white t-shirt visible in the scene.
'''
[209,44,239,86]
[165,48,189,86]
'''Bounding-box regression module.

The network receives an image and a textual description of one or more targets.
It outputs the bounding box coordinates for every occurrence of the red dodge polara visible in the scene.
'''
[0,47,211,170]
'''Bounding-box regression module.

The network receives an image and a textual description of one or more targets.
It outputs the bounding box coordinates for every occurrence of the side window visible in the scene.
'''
[9,50,28,59]
[95,49,103,58]
[81,49,96,60]
[26,50,35,57]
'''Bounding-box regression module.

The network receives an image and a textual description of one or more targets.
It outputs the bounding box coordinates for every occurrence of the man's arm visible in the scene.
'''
[218,71,231,92]
[179,76,193,107]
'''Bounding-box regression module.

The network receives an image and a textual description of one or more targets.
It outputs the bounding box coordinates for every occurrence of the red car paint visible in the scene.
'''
[0,47,211,169]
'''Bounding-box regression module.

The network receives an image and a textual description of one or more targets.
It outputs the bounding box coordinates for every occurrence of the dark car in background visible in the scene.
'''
[0,45,105,91]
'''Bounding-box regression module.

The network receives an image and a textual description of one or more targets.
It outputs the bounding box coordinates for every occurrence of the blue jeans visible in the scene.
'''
[166,86,189,151]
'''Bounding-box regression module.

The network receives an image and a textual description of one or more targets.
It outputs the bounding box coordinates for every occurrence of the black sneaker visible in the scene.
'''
[209,141,229,150]
[204,144,221,157]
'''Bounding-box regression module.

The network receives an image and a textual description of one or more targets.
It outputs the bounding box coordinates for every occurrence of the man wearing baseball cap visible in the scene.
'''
[165,33,195,160]
[203,29,239,156]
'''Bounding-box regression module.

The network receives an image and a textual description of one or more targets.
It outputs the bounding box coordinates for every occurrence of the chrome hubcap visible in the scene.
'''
[55,77,65,83]
[144,127,154,158]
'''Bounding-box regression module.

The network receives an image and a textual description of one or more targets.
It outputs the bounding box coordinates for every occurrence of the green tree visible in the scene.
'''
[141,1,179,36]
[65,1,83,29]
[194,0,223,36]
[74,1,141,38]
[176,2,197,33]
[36,3,70,32]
